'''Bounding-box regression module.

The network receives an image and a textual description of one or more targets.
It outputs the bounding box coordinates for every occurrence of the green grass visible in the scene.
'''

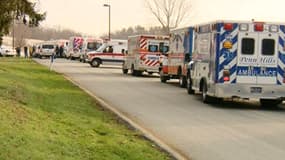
[0,58,170,160]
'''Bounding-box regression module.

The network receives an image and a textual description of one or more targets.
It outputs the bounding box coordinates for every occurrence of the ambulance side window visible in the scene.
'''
[242,38,254,55]
[262,39,275,55]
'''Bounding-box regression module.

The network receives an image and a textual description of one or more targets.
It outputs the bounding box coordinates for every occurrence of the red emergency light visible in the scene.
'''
[224,23,233,31]
[254,23,264,32]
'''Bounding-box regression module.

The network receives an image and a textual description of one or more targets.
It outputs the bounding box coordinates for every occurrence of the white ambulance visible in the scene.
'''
[159,27,194,87]
[66,36,84,60]
[87,39,127,67]
[79,38,103,63]
[186,20,285,107]
[122,35,169,76]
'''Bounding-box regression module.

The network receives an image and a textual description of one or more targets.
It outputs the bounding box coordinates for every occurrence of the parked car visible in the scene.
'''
[0,45,17,57]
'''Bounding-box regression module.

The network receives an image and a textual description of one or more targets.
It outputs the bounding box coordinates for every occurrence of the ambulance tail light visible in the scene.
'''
[239,24,249,31]
[223,70,230,82]
[224,23,233,31]
[254,23,264,32]
[162,66,168,74]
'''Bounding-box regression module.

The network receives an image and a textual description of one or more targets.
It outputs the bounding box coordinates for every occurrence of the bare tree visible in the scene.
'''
[14,22,29,48]
[146,0,191,34]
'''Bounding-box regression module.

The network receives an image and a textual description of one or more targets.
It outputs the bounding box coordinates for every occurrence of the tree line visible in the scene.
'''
[10,24,167,42]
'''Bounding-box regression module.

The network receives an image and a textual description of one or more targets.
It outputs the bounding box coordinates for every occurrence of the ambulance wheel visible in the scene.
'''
[260,99,282,108]
[179,75,187,88]
[91,59,100,68]
[202,82,211,103]
[187,74,194,94]
[148,72,153,75]
[131,64,137,76]
[122,68,128,74]
[160,70,167,83]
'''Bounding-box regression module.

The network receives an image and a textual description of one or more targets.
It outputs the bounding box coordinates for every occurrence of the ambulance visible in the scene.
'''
[186,20,285,106]
[159,27,194,87]
[66,36,84,60]
[87,39,127,67]
[79,38,103,62]
[122,35,169,76]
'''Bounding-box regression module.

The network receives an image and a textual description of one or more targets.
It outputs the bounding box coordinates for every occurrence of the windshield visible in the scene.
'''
[42,45,54,49]
[87,42,101,50]
[95,43,107,52]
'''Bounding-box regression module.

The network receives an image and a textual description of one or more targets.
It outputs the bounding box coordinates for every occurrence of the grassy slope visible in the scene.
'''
[0,58,170,160]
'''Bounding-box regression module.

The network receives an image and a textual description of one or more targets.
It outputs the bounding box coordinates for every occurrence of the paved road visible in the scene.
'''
[36,58,285,160]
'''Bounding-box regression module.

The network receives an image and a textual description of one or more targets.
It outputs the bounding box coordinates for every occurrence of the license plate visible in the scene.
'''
[250,87,262,93]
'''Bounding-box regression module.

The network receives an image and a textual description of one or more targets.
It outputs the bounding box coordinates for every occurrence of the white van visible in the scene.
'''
[87,39,127,67]
[39,42,56,58]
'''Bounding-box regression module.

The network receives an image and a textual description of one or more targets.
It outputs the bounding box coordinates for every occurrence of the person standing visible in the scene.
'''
[59,45,64,58]
[16,47,21,57]
[24,46,28,58]
[55,45,59,57]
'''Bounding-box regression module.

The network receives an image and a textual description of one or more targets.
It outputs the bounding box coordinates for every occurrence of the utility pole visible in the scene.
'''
[103,4,111,40]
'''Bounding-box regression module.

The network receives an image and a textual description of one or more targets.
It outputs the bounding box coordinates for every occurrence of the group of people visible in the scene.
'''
[15,46,34,58]
[15,44,65,58]
[55,45,65,58]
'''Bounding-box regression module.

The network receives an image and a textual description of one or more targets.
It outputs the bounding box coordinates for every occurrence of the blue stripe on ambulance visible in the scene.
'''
[216,23,239,83]
[277,25,285,85]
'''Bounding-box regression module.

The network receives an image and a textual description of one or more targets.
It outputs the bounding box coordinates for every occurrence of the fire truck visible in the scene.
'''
[122,35,169,76]
[186,20,285,106]
[159,27,195,87]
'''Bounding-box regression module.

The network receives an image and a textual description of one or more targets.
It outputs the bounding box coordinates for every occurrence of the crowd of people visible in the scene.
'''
[13,44,66,58]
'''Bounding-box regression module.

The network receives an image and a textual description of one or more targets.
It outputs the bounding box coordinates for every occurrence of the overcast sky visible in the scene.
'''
[39,0,285,37]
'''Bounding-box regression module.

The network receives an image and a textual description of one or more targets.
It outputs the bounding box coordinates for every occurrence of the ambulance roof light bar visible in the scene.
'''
[224,23,233,31]
[254,22,264,32]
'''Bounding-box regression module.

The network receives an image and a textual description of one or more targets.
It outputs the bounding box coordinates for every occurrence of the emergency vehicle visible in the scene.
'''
[186,20,285,106]
[159,27,194,87]
[79,38,103,62]
[87,39,127,67]
[122,35,169,76]
[66,36,84,60]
